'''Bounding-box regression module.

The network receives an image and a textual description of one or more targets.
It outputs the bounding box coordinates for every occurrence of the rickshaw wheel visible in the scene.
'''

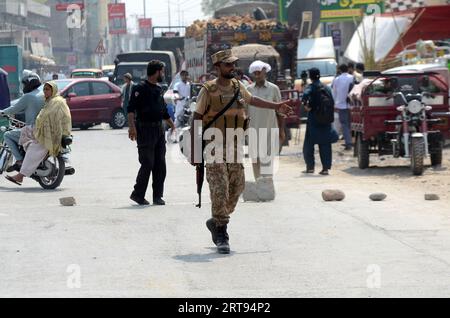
[430,143,443,166]
[357,134,370,169]
[411,138,425,176]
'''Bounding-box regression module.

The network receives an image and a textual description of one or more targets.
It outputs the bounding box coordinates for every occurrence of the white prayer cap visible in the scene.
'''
[249,60,271,74]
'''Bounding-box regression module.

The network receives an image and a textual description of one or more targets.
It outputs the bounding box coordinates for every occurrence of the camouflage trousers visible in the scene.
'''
[206,163,245,226]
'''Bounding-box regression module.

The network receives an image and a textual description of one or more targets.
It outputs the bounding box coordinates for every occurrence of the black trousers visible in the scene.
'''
[133,122,167,200]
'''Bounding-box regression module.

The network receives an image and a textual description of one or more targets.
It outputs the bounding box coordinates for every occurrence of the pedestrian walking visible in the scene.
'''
[347,62,355,75]
[302,68,339,176]
[354,63,365,84]
[121,73,135,126]
[190,49,292,254]
[127,60,176,206]
[247,60,283,184]
[332,64,354,151]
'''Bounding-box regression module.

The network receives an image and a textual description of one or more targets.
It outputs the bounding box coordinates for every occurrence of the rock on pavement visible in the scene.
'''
[322,190,345,202]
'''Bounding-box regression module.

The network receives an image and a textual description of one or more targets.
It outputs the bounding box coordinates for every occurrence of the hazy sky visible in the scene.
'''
[124,0,207,31]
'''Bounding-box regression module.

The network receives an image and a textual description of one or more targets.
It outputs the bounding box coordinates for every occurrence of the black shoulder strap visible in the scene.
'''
[203,80,240,132]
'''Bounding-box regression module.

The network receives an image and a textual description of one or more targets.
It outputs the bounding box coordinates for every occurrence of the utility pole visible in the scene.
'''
[178,0,181,27]
[144,0,148,49]
[115,0,122,55]
[168,0,171,29]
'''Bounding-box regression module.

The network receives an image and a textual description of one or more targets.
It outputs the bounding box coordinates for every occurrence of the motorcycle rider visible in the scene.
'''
[173,70,191,128]
[5,81,71,186]
[0,70,44,172]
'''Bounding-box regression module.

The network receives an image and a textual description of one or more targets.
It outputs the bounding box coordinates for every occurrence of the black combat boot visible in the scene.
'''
[216,225,230,255]
[206,218,218,245]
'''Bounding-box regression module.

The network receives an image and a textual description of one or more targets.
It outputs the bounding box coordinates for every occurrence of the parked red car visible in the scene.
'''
[48,79,126,130]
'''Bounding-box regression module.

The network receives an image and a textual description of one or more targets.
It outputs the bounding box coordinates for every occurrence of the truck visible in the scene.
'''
[150,27,185,72]
[112,51,177,87]
[0,45,23,100]
[294,37,337,91]
[184,16,298,82]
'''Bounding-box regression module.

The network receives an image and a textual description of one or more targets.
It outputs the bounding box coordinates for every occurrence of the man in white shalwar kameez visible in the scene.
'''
[247,61,283,185]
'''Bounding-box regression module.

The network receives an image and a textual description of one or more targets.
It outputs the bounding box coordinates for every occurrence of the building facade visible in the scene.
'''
[0,0,54,72]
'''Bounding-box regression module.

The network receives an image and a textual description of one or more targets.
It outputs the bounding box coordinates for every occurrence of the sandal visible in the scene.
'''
[5,175,22,186]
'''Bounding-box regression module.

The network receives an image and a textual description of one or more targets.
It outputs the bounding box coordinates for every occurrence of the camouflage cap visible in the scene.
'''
[211,49,239,65]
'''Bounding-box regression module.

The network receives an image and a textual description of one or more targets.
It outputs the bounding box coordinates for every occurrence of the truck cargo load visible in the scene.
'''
[184,15,298,82]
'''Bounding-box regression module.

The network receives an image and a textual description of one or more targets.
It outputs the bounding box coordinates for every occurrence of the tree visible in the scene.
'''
[200,0,277,16]
[201,0,233,15]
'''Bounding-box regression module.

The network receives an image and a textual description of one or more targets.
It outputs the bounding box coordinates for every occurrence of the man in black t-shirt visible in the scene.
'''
[127,60,176,206]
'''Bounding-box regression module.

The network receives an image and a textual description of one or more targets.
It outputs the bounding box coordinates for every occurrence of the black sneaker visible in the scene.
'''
[130,194,150,206]
[319,170,329,176]
[6,163,21,173]
[216,225,230,254]
[206,218,218,245]
[153,198,166,206]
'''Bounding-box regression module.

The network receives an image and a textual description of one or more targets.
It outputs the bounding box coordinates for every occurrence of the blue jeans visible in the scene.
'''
[4,129,23,161]
[338,109,352,147]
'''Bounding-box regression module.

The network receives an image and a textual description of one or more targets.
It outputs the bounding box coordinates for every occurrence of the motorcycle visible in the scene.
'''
[384,91,444,175]
[166,96,194,144]
[176,97,194,128]
[0,115,75,189]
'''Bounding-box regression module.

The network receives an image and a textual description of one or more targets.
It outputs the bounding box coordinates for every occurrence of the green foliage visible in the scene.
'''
[201,0,277,16]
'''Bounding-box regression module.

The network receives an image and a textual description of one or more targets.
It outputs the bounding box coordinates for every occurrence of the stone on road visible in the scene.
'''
[322,190,346,202]
[425,194,440,201]
[370,193,387,201]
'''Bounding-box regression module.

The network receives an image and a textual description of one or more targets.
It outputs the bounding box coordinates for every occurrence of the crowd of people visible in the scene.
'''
[1,55,367,255]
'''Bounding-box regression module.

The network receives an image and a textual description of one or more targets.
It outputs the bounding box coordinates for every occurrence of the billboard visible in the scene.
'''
[108,3,127,35]
[55,0,84,11]
[278,0,321,38]
[320,0,385,22]
[139,18,152,38]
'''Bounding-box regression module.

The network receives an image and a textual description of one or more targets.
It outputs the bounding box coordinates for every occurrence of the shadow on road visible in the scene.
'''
[173,249,271,263]
[0,186,63,193]
[341,165,447,178]
[113,205,158,211]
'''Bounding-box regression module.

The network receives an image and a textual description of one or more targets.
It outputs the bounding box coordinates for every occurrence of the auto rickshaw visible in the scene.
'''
[350,64,450,175]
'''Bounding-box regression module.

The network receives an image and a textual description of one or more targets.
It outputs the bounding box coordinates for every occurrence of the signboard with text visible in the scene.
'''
[108,3,127,35]
[320,0,385,22]
[139,18,152,38]
[56,0,84,11]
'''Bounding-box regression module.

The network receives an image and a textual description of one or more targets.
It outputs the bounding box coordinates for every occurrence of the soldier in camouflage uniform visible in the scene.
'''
[191,50,291,254]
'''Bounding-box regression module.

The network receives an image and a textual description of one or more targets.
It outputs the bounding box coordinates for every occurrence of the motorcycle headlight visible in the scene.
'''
[407,100,423,114]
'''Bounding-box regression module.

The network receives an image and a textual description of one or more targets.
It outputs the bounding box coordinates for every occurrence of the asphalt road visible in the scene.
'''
[1,127,450,297]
